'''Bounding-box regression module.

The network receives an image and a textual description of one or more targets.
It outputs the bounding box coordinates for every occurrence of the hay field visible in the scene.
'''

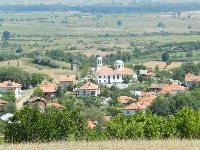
[144,61,183,70]
[0,58,77,82]
[0,140,200,150]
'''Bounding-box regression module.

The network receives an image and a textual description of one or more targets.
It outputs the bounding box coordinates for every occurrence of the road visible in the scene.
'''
[16,89,34,109]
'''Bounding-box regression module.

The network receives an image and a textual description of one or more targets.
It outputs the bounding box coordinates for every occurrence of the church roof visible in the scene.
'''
[96,66,134,75]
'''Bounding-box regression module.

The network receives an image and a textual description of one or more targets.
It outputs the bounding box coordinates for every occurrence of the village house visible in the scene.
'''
[0,99,8,111]
[95,57,137,84]
[123,95,156,116]
[117,96,135,105]
[149,83,185,96]
[185,73,200,87]
[39,82,58,98]
[28,97,47,112]
[139,70,156,79]
[58,75,77,88]
[0,80,22,98]
[78,82,100,96]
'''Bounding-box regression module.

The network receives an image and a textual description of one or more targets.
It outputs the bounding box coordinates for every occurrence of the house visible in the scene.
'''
[78,82,100,96]
[46,103,64,108]
[95,57,137,84]
[117,96,135,105]
[59,75,77,88]
[87,121,98,129]
[139,70,148,75]
[39,82,58,98]
[0,80,22,98]
[133,91,151,98]
[149,83,185,96]
[123,95,157,116]
[123,101,149,116]
[145,72,156,79]
[185,73,200,86]
[28,97,47,112]
[0,99,8,111]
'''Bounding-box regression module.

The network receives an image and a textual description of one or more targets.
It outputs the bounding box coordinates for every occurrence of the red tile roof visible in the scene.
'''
[40,82,58,93]
[145,72,155,76]
[79,82,99,90]
[46,103,64,108]
[96,66,134,75]
[0,99,8,104]
[185,73,200,82]
[28,97,46,103]
[124,102,148,110]
[118,96,135,104]
[87,121,97,129]
[59,75,76,82]
[0,80,21,89]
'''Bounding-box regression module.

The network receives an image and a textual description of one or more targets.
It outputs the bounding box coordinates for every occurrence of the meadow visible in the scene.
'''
[0,140,200,150]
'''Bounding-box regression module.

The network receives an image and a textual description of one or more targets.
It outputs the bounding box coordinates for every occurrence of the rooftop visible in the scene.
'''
[79,82,99,90]
[96,66,134,75]
[59,75,76,82]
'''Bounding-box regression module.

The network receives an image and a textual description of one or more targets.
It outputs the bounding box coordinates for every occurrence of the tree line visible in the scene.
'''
[4,105,200,143]
[0,3,200,13]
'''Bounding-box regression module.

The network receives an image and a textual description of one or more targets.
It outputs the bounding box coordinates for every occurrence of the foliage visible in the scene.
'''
[32,87,44,97]
[172,61,200,81]
[161,52,169,62]
[149,88,200,116]
[0,67,32,89]
[4,106,87,143]
[33,56,60,68]
[2,30,10,40]
[31,73,47,87]
[122,75,132,84]
[117,20,122,26]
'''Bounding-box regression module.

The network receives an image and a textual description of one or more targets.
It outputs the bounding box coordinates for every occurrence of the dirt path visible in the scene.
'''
[16,89,34,109]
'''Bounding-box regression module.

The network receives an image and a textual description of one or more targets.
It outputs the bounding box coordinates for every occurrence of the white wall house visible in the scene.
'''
[0,80,22,98]
[95,57,137,84]
[78,82,100,97]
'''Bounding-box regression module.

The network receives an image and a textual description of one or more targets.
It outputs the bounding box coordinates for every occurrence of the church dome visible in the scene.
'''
[114,60,123,65]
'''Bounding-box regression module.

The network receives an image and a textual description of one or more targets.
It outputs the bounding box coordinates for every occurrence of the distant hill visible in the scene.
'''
[0,0,198,5]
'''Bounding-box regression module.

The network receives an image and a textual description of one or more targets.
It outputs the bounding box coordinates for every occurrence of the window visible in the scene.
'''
[113,75,115,79]
[117,75,119,79]
[99,76,101,78]
[104,76,105,78]
[99,80,101,83]
[82,91,86,95]
[126,111,130,114]
[91,91,95,95]
[104,80,106,82]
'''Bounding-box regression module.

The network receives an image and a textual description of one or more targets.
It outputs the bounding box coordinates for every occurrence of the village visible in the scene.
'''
[0,56,197,129]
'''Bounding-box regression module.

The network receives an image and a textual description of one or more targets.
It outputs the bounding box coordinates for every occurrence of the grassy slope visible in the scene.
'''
[0,140,200,150]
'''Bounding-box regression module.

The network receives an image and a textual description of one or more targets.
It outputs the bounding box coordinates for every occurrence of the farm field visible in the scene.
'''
[0,140,200,150]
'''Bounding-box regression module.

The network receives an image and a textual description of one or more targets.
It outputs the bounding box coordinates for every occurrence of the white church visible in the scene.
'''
[95,57,137,84]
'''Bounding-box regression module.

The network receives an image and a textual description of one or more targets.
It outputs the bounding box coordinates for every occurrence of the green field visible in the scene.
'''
[0,11,200,56]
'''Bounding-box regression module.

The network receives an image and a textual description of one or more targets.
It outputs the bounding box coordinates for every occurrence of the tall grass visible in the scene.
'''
[0,140,200,150]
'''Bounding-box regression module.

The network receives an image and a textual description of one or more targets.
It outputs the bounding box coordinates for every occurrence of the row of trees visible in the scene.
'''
[4,105,200,143]
[0,3,199,13]
[33,56,60,68]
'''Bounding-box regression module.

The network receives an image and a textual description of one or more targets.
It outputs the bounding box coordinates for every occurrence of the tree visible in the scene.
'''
[32,87,44,97]
[161,52,169,62]
[2,30,10,40]
[16,47,22,53]
[117,20,122,26]
[186,51,193,57]
[122,75,132,84]
[165,59,172,68]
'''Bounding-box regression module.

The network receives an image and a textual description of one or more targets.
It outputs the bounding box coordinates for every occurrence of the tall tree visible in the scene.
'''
[162,52,169,62]
[117,20,122,26]
[2,30,10,40]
